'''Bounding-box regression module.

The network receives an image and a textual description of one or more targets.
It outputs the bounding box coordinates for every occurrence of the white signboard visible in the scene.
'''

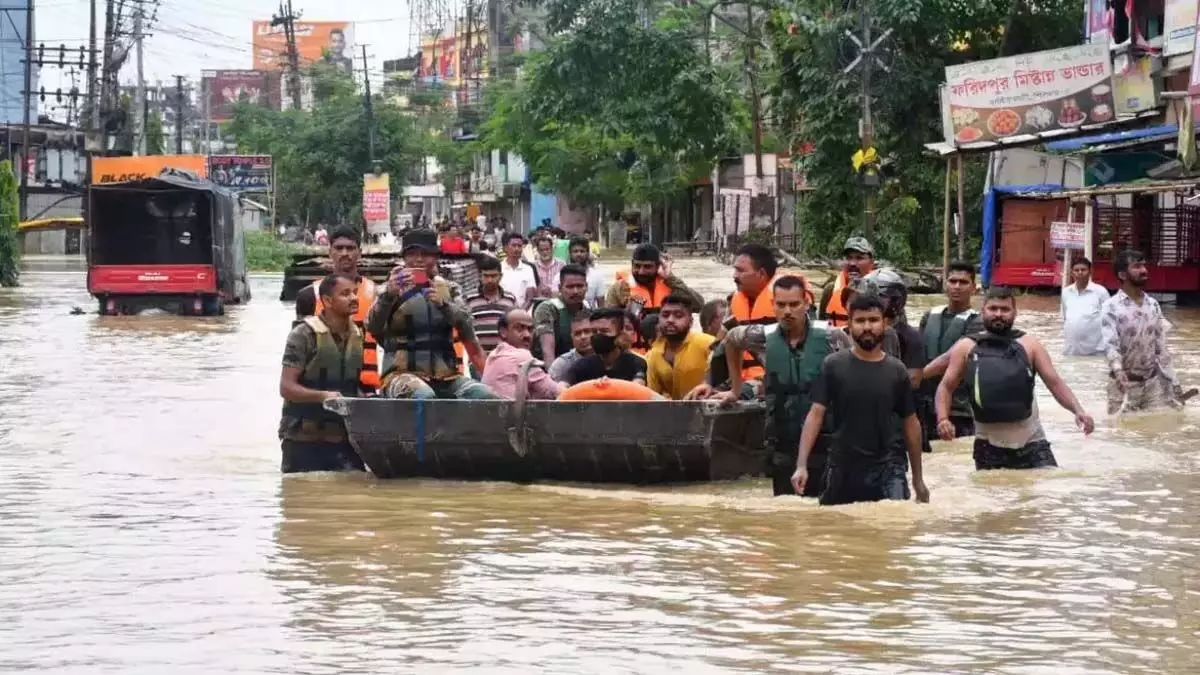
[1166,0,1199,56]
[943,43,1114,145]
[1050,220,1085,250]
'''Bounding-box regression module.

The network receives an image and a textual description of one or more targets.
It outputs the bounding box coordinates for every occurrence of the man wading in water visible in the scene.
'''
[277,274,367,473]
[792,294,929,505]
[935,286,1094,470]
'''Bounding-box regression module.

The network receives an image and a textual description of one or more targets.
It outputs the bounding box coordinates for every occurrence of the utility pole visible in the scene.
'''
[133,1,146,155]
[272,0,303,111]
[743,4,763,195]
[360,45,376,163]
[842,3,891,241]
[101,0,115,135]
[174,75,185,154]
[87,0,99,135]
[19,0,33,220]
[487,0,499,78]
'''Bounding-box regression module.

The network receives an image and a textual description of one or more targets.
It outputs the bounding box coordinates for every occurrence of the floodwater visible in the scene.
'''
[1,254,1199,674]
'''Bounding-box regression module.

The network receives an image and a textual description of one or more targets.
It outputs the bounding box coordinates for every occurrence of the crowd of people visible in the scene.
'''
[278,225,1190,506]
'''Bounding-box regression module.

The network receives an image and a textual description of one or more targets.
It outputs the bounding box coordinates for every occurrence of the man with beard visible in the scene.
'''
[937,286,1094,471]
[568,236,606,307]
[294,226,380,394]
[564,308,648,386]
[716,275,852,496]
[1101,249,1189,414]
[818,236,876,327]
[792,294,928,505]
[481,309,565,400]
[532,264,590,361]
[646,294,716,400]
[607,244,704,351]
[548,310,594,382]
[278,274,367,474]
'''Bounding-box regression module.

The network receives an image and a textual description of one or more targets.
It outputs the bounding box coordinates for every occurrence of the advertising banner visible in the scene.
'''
[208,155,273,191]
[363,173,390,235]
[201,70,281,122]
[91,155,208,184]
[943,44,1114,145]
[1112,56,1158,116]
[1086,0,1110,44]
[253,21,355,75]
[1165,0,1199,56]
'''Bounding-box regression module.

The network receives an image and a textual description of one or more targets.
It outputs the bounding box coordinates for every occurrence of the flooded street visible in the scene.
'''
[2,254,1200,674]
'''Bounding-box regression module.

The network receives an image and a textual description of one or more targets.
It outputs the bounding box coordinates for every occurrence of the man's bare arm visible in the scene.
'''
[923,351,951,380]
[280,366,336,402]
[795,404,827,467]
[1028,337,1085,415]
[934,339,971,421]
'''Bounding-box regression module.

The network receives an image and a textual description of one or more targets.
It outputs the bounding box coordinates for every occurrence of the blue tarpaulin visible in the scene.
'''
[980,183,1063,286]
[1044,124,1178,152]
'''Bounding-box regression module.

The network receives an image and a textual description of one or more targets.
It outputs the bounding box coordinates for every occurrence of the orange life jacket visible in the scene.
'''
[823,271,850,328]
[616,270,673,352]
[729,280,777,380]
[312,278,380,392]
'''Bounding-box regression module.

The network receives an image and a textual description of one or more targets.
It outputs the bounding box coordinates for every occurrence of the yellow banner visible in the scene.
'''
[91,155,208,184]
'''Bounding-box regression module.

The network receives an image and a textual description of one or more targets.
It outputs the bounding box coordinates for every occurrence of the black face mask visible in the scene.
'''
[590,333,618,355]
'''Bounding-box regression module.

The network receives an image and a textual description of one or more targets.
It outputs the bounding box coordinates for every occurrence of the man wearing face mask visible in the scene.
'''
[792,294,928,505]
[818,236,876,327]
[935,286,1094,471]
[564,308,648,386]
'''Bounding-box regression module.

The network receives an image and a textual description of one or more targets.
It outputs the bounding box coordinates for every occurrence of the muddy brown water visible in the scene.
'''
[2,255,1198,673]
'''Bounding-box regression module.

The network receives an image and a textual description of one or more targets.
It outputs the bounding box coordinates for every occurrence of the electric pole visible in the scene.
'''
[272,0,303,111]
[133,1,146,155]
[19,0,33,220]
[841,3,891,241]
[360,45,376,164]
[174,75,185,154]
[101,0,115,133]
[88,0,98,135]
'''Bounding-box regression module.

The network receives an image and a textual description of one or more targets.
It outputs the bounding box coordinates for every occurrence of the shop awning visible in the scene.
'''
[1044,124,1179,153]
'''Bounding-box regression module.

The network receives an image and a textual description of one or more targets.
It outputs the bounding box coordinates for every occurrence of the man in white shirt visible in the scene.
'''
[1061,257,1109,356]
[568,235,607,307]
[500,231,538,307]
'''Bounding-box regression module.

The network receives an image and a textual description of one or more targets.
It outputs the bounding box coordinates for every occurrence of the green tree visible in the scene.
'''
[228,64,425,224]
[767,0,1084,262]
[145,111,165,155]
[481,0,748,211]
[0,160,20,287]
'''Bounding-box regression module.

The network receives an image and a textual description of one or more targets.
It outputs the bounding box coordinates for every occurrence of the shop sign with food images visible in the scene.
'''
[943,43,1114,146]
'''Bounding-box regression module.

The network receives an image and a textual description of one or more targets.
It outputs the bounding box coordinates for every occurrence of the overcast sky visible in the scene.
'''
[34,0,441,117]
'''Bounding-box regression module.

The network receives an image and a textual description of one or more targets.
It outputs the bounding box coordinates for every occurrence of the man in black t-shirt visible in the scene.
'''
[792,294,929,506]
[565,307,648,385]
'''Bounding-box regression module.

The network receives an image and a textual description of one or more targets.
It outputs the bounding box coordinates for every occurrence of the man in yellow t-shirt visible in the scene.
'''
[646,294,716,400]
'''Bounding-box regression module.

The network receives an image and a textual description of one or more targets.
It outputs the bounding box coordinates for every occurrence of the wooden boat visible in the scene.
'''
[325,389,768,484]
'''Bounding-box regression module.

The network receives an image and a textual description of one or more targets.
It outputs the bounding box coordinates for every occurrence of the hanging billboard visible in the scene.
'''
[201,70,281,123]
[252,21,355,75]
[943,43,1114,146]
[91,155,208,184]
[363,173,390,235]
[208,155,273,191]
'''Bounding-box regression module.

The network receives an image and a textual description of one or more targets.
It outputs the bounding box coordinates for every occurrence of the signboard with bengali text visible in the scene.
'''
[363,173,390,235]
[1050,221,1086,250]
[207,155,273,191]
[943,44,1114,146]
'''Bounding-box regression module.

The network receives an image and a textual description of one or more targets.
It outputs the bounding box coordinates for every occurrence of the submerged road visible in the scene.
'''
[1,254,1199,673]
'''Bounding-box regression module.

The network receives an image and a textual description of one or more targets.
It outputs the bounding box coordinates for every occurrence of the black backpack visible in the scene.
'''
[965,331,1035,424]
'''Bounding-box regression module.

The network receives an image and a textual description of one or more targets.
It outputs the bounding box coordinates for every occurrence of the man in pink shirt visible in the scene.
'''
[482,308,566,400]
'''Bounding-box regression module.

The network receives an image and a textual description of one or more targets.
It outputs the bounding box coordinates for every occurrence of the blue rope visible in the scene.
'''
[415,397,426,464]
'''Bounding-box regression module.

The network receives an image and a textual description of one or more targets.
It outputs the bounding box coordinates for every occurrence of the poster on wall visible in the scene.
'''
[1166,0,1200,56]
[943,43,1114,146]
[1085,0,1110,44]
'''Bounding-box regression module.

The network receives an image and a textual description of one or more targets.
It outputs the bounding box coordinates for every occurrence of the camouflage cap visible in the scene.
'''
[843,236,875,256]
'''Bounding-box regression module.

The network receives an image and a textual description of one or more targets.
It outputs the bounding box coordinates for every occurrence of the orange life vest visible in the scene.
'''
[729,280,777,380]
[312,278,380,392]
[615,270,672,352]
[823,271,850,328]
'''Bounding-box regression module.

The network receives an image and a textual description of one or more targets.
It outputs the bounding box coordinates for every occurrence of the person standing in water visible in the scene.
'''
[792,294,928,505]
[918,261,982,441]
[1061,257,1109,356]
[936,286,1095,470]
[1101,249,1185,414]
[278,274,367,474]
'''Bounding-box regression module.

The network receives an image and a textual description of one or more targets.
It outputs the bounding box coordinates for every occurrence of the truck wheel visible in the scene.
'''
[202,296,225,316]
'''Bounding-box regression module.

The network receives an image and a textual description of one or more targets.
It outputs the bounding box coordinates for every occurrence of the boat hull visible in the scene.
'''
[327,398,768,484]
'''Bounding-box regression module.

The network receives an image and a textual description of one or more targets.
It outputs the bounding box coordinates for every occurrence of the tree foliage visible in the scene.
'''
[768,0,1084,262]
[145,111,165,155]
[481,0,748,210]
[228,64,425,225]
[0,160,20,287]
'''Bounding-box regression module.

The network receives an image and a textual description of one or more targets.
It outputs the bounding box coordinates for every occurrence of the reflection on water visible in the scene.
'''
[1,256,1199,673]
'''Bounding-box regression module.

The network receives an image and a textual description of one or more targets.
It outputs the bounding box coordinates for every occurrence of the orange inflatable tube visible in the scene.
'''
[559,378,659,401]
